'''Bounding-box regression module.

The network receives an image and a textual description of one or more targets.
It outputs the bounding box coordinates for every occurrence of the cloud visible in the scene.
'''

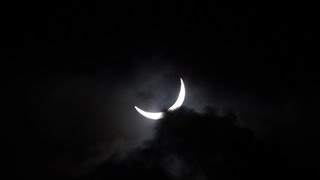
[12,57,305,179]
[85,106,262,180]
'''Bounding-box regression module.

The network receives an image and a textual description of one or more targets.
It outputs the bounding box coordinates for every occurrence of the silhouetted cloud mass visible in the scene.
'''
[77,106,306,180]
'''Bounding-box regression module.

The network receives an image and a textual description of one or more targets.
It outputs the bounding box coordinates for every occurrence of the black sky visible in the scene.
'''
[3,1,317,179]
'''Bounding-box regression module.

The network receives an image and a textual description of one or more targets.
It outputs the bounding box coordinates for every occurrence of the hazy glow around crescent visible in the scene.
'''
[134,106,164,120]
[168,78,185,111]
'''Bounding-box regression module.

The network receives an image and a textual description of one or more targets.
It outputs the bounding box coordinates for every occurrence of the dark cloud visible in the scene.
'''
[7,57,310,179]
[6,54,312,180]
[79,106,314,180]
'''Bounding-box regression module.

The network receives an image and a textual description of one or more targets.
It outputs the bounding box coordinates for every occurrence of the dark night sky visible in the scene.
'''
[3,1,318,180]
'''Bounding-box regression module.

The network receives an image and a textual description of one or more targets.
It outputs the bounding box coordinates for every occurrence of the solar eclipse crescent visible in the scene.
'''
[134,78,186,120]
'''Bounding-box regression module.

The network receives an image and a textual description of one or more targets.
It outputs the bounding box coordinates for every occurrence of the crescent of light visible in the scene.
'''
[168,78,185,111]
[134,106,164,120]
[134,78,186,120]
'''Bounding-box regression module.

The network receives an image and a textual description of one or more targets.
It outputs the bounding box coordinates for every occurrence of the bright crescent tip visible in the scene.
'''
[134,106,164,120]
[168,78,185,111]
